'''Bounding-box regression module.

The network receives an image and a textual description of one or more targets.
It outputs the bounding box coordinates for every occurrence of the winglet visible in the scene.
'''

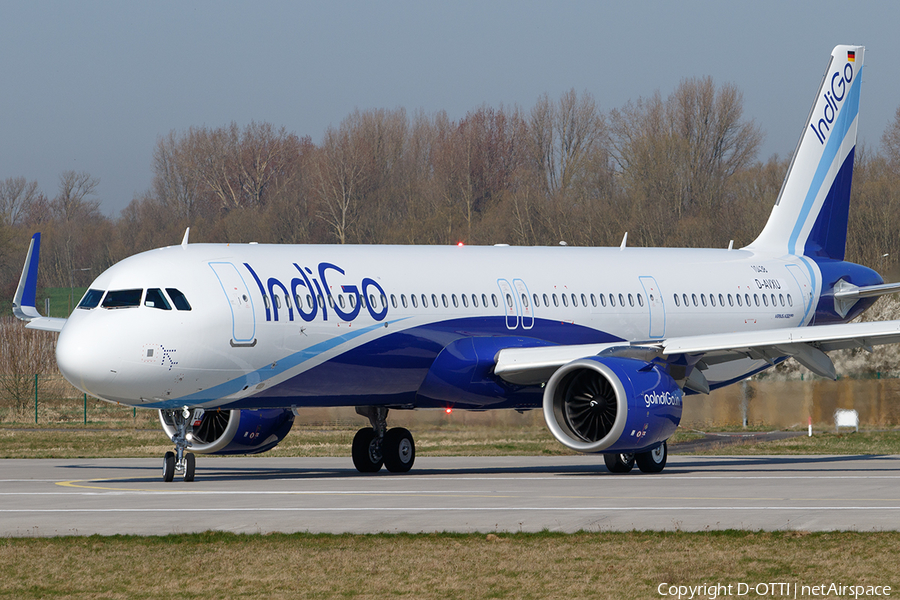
[12,233,42,322]
[12,233,66,332]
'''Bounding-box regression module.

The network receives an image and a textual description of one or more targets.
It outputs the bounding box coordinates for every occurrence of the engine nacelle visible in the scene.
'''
[159,408,295,455]
[543,356,682,454]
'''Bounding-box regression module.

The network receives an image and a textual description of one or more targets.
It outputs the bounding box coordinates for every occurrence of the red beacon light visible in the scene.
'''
[457,241,464,247]
[445,407,453,414]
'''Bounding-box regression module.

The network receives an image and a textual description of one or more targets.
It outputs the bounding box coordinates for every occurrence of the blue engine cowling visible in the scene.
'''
[542,356,682,454]
[158,408,295,455]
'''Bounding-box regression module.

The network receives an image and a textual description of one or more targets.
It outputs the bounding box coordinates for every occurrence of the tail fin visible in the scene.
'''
[748,45,864,260]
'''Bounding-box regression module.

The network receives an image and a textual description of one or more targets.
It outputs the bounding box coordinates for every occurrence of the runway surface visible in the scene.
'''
[2,455,899,536]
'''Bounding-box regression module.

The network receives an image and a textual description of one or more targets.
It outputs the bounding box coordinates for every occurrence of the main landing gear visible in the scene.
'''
[161,406,197,482]
[603,441,668,474]
[352,406,415,473]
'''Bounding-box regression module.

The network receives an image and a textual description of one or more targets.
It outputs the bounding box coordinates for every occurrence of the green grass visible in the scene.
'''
[1,531,897,599]
[36,286,87,318]
[1,423,899,459]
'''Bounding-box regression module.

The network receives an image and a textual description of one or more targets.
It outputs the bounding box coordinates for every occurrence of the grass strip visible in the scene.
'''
[0,531,897,599]
[2,426,900,459]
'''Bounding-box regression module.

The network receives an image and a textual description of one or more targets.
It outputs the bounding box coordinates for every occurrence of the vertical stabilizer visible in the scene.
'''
[747,45,864,260]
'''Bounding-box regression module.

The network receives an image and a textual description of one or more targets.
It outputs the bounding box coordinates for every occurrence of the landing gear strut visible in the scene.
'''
[161,406,197,482]
[352,407,415,474]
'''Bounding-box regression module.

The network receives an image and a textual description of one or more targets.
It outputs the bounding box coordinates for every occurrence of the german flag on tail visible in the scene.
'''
[848,50,856,62]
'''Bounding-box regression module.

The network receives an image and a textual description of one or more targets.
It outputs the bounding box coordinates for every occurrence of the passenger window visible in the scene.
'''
[523,294,530,308]
[263,295,271,310]
[400,294,407,308]
[637,294,644,308]
[691,294,698,307]
[391,294,398,309]
[338,295,345,309]
[771,293,777,307]
[533,294,539,308]
[728,294,734,307]
[581,293,587,307]
[753,294,759,307]
[561,294,568,307]
[144,288,171,310]
[411,294,418,308]
[590,294,597,307]
[275,295,282,309]
[674,294,680,307]
[737,294,743,307]
[709,294,716,307]
[102,289,143,309]
[431,294,437,308]
[482,294,488,307]
[700,294,707,307]
[553,294,559,307]
[452,294,459,308]
[779,294,785,306]
[285,295,292,310]
[628,294,634,307]
[462,294,468,308]
[372,294,378,308]
[349,294,356,308]
[571,293,577,307]
[328,295,335,309]
[543,293,549,307]
[787,294,793,307]
[78,289,105,309]
[609,294,616,307]
[745,293,751,306]
[719,294,725,306]
[682,293,689,307]
[492,294,498,308]
[762,294,768,307]
[423,294,429,308]
[472,294,479,308]
[441,294,448,308]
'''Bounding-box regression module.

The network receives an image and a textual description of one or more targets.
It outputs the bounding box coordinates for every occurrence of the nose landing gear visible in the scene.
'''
[161,406,197,482]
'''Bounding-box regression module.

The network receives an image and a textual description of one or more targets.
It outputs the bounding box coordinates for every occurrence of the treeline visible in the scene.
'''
[2,78,900,298]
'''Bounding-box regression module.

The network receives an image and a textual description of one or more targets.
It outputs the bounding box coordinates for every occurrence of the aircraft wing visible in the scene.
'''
[12,233,67,333]
[494,320,900,387]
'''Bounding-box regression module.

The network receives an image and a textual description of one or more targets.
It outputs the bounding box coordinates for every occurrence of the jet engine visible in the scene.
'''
[543,356,682,454]
[159,408,295,455]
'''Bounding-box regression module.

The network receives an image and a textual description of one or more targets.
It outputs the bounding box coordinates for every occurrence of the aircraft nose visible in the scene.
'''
[56,318,121,398]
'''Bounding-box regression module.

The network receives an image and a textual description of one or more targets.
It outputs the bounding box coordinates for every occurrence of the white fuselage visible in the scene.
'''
[56,242,819,410]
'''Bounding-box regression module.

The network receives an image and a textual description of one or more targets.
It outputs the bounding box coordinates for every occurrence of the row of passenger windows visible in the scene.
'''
[266,288,794,314]
[672,291,793,309]
[268,290,647,312]
[78,288,192,311]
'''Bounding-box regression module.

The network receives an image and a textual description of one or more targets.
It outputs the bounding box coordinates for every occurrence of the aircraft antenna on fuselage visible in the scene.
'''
[181,227,190,247]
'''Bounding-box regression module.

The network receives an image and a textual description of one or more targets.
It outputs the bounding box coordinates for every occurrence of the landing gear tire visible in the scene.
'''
[636,441,667,473]
[183,452,196,482]
[604,452,635,473]
[163,451,175,482]
[383,427,415,473]
[352,427,384,473]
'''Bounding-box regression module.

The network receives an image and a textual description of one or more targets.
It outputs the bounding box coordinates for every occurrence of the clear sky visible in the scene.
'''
[2,0,898,215]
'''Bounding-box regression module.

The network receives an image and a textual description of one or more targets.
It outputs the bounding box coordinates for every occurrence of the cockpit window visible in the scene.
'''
[102,289,143,309]
[166,288,192,311]
[78,289,105,309]
[145,288,172,310]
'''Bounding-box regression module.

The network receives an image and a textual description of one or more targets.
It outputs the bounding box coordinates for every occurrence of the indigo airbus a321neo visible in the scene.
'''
[14,45,900,481]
